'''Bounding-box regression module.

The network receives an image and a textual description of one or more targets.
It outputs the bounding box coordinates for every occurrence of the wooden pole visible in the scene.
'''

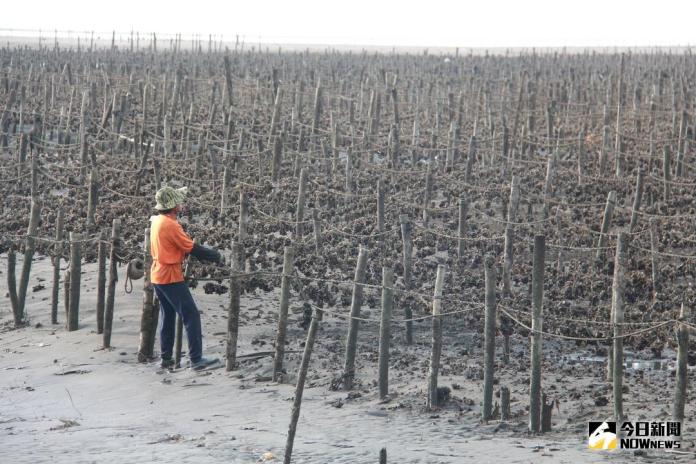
[296,168,307,238]
[483,254,497,421]
[596,191,616,262]
[663,145,672,203]
[283,309,322,464]
[103,219,121,348]
[673,303,689,422]
[649,217,659,295]
[96,230,107,334]
[226,241,242,371]
[529,235,545,433]
[377,179,385,253]
[628,169,644,234]
[312,209,322,252]
[51,209,65,325]
[501,386,511,421]
[400,215,413,344]
[343,246,369,389]
[458,197,468,259]
[16,198,42,325]
[378,267,394,399]
[138,228,155,361]
[67,233,82,331]
[427,265,446,410]
[239,190,249,242]
[273,246,295,382]
[612,232,627,422]
[86,166,99,227]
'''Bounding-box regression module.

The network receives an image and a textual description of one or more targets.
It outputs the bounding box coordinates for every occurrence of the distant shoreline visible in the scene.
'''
[0,33,693,55]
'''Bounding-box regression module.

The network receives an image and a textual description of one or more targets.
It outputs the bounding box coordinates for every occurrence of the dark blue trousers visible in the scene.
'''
[153,282,203,363]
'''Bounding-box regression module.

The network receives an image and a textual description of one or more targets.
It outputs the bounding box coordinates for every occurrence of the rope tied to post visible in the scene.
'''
[124,257,144,294]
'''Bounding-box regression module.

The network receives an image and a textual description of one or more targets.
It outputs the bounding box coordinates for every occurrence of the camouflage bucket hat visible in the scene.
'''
[154,186,188,211]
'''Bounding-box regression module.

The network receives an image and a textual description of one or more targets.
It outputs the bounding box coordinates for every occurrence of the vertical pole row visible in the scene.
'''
[138,228,155,361]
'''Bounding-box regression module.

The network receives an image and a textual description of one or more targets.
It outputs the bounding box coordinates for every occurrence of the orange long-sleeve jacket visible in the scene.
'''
[150,213,194,284]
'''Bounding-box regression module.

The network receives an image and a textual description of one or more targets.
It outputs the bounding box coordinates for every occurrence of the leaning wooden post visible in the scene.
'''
[50,209,65,325]
[673,303,689,422]
[67,233,82,331]
[220,166,231,222]
[529,235,546,433]
[427,265,446,410]
[595,191,616,262]
[400,215,414,344]
[612,232,627,422]
[379,448,387,464]
[457,197,468,259]
[226,241,242,371]
[378,267,394,399]
[103,219,121,348]
[138,228,155,361]
[283,308,322,464]
[16,198,42,325]
[296,168,307,238]
[483,255,497,421]
[628,169,644,234]
[273,246,295,382]
[343,246,369,389]
[96,230,107,334]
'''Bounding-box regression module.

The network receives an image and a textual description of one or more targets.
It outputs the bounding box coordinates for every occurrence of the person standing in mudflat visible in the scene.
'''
[150,186,222,370]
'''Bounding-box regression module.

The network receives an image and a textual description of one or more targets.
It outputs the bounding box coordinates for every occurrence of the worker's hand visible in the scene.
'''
[190,243,222,263]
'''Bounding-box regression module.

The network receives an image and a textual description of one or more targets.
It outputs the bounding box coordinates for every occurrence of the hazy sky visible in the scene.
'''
[3,0,695,48]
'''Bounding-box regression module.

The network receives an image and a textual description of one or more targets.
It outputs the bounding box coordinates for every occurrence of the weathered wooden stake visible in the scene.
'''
[51,209,65,325]
[343,246,369,389]
[458,197,468,258]
[103,219,121,348]
[138,228,155,361]
[296,168,307,238]
[673,303,689,422]
[273,246,295,382]
[427,265,446,410]
[612,232,627,421]
[225,241,243,371]
[529,235,545,433]
[400,215,413,344]
[283,309,322,464]
[483,255,497,421]
[628,169,644,234]
[95,230,107,334]
[649,218,659,295]
[596,191,617,262]
[16,198,42,325]
[67,233,82,331]
[378,267,394,399]
[501,386,511,421]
